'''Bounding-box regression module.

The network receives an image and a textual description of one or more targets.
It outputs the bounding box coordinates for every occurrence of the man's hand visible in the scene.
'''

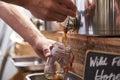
[32,38,56,60]
[44,42,74,75]
[25,0,77,21]
[1,0,77,22]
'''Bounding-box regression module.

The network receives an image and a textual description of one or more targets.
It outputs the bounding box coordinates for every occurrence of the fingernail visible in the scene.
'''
[45,52,51,57]
[43,49,51,57]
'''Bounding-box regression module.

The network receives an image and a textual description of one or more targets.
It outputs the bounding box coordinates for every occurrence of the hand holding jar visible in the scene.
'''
[44,42,74,80]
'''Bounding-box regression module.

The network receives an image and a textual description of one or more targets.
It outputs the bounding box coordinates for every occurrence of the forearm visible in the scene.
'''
[0,1,46,46]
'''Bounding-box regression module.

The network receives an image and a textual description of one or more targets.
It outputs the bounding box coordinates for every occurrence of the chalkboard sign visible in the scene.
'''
[84,51,120,80]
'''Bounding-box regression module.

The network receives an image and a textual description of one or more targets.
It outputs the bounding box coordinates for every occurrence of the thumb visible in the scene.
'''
[43,48,51,57]
[43,45,53,57]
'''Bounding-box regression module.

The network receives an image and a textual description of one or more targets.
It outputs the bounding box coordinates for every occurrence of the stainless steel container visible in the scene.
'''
[26,71,83,80]
[10,56,45,72]
[75,0,120,36]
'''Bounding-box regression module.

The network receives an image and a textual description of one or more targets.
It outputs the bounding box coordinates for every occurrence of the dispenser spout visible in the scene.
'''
[64,12,81,33]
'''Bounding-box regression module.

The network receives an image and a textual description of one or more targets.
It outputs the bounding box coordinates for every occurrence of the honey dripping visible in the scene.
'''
[63,28,68,48]
[63,28,69,74]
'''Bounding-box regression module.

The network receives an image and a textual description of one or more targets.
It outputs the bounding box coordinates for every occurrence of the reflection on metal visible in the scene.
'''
[75,0,120,36]
[10,56,45,72]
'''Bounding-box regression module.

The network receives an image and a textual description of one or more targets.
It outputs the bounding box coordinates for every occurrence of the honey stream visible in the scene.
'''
[63,28,69,77]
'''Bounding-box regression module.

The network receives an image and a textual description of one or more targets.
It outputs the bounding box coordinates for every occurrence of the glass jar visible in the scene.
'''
[44,43,73,80]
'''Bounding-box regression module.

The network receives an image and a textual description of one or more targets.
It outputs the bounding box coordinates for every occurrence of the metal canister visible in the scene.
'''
[75,0,120,36]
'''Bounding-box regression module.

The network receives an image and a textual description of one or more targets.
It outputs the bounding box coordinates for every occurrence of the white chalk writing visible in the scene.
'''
[95,69,120,80]
[90,56,108,67]
[112,57,120,67]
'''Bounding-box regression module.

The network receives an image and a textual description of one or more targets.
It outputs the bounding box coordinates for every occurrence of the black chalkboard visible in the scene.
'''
[84,51,120,80]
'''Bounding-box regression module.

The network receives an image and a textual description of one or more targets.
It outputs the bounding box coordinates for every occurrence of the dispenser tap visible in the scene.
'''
[64,12,81,33]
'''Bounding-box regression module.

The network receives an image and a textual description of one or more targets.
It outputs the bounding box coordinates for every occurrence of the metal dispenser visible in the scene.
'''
[74,0,120,36]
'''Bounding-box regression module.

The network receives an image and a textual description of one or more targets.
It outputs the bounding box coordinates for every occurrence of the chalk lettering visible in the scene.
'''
[95,69,120,80]
[90,56,108,67]
[112,57,120,67]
